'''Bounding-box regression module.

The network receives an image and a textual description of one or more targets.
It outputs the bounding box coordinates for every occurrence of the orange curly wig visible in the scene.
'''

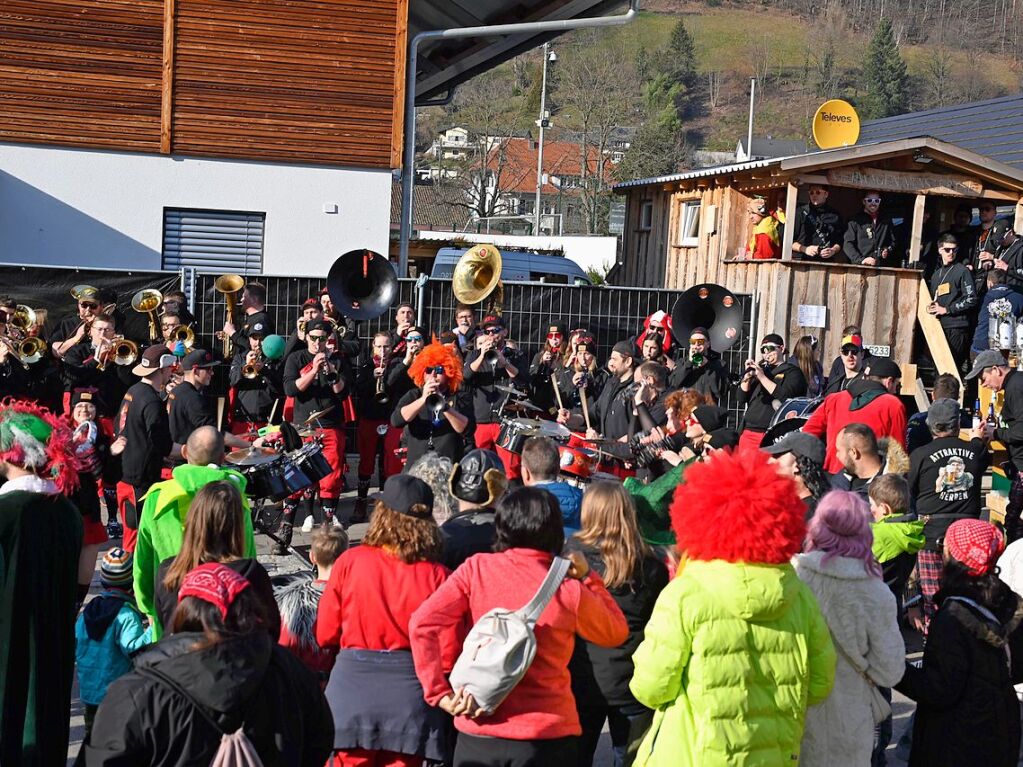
[408,340,463,392]
[670,448,805,564]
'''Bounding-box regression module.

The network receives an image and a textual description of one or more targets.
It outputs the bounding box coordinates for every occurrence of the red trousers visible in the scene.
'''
[738,428,766,453]
[474,422,521,480]
[115,481,146,551]
[316,426,346,500]
[356,419,402,480]
[331,749,422,767]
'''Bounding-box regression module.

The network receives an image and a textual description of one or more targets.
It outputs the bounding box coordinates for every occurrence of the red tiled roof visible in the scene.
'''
[483,136,613,195]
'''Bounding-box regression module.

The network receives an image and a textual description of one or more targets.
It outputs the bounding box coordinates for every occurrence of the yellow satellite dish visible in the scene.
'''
[812,99,860,149]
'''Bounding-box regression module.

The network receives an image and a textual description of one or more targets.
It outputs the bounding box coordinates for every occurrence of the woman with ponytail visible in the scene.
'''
[795,490,905,766]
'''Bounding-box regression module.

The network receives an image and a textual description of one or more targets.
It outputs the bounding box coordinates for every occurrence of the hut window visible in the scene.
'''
[639,201,653,230]
[678,201,701,247]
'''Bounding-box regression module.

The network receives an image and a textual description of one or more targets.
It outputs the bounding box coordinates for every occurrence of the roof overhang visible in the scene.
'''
[411,0,628,103]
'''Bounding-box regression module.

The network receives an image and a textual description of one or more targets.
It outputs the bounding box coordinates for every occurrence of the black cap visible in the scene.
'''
[763,431,825,465]
[864,357,901,379]
[706,427,739,450]
[180,349,220,370]
[373,474,434,517]
[693,405,728,432]
[612,340,636,361]
[70,387,99,409]
[449,449,506,506]
[481,314,505,328]
[305,319,328,334]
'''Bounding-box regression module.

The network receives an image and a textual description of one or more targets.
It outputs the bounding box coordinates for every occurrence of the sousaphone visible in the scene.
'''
[452,243,503,312]
[326,249,398,321]
[670,283,743,352]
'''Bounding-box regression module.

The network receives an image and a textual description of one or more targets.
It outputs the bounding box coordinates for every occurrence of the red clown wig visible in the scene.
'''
[408,340,463,392]
[670,448,805,564]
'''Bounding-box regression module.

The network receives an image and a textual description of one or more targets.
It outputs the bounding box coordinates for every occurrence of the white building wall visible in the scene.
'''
[0,142,392,276]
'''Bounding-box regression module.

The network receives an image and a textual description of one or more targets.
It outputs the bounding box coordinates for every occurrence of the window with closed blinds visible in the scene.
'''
[161,208,265,273]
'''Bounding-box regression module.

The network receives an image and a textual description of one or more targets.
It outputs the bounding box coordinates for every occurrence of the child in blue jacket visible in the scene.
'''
[75,548,151,736]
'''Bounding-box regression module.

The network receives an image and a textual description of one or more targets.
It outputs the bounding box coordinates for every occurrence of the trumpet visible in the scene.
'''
[425,391,450,424]
[373,355,389,405]
[132,289,163,342]
[0,335,46,370]
[96,336,138,370]
[242,353,263,380]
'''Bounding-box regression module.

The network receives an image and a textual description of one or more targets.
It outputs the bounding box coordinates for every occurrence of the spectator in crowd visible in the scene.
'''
[905,374,963,453]
[440,449,507,570]
[970,201,1001,287]
[737,333,808,451]
[75,548,151,739]
[830,423,887,496]
[793,335,825,399]
[567,482,669,767]
[521,435,583,532]
[907,398,990,631]
[844,190,898,266]
[826,325,872,388]
[868,473,924,611]
[803,358,907,474]
[407,452,459,526]
[823,332,866,396]
[154,480,280,640]
[410,487,628,767]
[764,430,831,519]
[134,425,257,639]
[896,520,1023,767]
[795,491,905,767]
[746,196,782,259]
[972,268,1023,359]
[993,220,1023,289]
[791,184,845,263]
[317,475,452,767]
[275,525,348,683]
[927,233,978,373]
[82,563,334,766]
[0,400,82,767]
[629,449,835,765]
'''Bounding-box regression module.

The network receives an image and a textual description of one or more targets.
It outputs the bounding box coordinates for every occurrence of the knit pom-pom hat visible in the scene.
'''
[0,398,79,495]
[670,448,805,564]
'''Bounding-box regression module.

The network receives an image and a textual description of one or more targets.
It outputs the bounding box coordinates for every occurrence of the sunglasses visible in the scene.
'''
[940,246,958,253]
[424,365,445,375]
[308,334,328,341]
[483,327,502,335]
[79,301,99,310]
[864,197,881,204]
[841,347,861,356]
[546,332,562,339]
[760,345,779,354]
[405,335,424,342]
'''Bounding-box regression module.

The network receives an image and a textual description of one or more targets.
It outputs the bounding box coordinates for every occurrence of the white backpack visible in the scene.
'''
[448,556,570,714]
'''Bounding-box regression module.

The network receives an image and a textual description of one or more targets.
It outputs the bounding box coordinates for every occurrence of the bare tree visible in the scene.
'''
[707,71,723,109]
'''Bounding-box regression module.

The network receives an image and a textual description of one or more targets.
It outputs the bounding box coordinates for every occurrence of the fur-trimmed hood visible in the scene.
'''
[943,596,1023,649]
[879,437,910,475]
[275,575,324,653]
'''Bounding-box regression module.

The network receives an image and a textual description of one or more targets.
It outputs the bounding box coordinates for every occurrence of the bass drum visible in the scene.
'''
[760,416,808,450]
[768,396,822,429]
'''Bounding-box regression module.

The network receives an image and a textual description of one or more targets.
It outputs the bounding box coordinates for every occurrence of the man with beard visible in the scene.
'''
[666,327,729,404]
[791,184,845,263]
[736,333,807,451]
[587,341,639,442]
[843,190,899,267]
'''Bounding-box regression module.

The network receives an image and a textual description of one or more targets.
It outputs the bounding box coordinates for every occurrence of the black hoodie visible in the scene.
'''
[80,631,334,766]
[737,358,808,431]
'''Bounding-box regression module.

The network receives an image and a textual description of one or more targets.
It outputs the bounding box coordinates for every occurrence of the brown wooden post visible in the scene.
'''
[908,193,926,264]
[160,0,175,154]
[781,181,797,261]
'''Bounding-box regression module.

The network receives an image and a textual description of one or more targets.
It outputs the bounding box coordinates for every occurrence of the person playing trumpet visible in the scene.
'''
[353,332,402,519]
[228,331,284,438]
[61,314,132,424]
[283,297,325,360]
[51,286,108,360]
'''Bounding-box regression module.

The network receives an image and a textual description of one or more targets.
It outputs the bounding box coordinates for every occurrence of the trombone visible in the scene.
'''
[215,274,244,358]
[132,289,163,342]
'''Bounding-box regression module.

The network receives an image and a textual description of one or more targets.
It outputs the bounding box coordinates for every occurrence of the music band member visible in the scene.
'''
[166,349,246,452]
[452,304,477,353]
[633,310,677,360]
[385,325,424,404]
[389,302,416,358]
[61,313,131,421]
[160,290,195,326]
[555,335,606,428]
[791,184,845,262]
[631,361,669,439]
[587,341,639,444]
[530,323,566,416]
[392,340,469,465]
[159,309,186,350]
[927,233,977,373]
[463,314,528,478]
[228,333,284,436]
[843,190,898,267]
[354,331,402,518]
[318,286,357,344]
[223,281,273,351]
[281,319,350,538]
[113,344,179,551]
[736,333,808,451]
[283,298,324,360]
[51,286,103,359]
[666,327,729,403]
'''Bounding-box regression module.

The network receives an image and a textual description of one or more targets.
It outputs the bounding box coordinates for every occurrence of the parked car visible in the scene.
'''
[430,247,591,285]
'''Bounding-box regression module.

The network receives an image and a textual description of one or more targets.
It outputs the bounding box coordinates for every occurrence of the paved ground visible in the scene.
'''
[68,491,923,765]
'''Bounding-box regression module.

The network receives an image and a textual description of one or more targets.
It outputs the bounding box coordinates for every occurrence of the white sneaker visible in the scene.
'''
[301,516,314,533]
[331,516,343,529]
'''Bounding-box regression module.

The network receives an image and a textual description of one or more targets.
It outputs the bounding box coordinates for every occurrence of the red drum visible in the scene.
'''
[558,444,597,481]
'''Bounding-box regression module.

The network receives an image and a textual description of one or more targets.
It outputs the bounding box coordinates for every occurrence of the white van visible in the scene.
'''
[430,247,591,285]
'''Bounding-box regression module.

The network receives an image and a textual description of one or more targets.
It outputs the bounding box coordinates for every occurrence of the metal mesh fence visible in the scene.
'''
[193,274,755,427]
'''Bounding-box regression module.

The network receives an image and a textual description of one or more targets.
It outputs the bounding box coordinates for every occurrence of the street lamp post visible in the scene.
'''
[534,43,556,235]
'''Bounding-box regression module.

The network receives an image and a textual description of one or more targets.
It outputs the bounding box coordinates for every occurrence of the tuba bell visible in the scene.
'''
[670,283,744,353]
[9,305,36,337]
[171,325,195,350]
[215,274,245,357]
[325,249,398,321]
[132,289,164,342]
[451,244,503,311]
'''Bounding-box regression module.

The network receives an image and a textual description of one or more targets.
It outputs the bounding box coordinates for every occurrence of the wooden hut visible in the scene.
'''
[613,138,1023,374]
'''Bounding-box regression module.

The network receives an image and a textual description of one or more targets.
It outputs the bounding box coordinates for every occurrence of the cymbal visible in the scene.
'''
[504,398,543,413]
[302,405,335,425]
[494,384,527,397]
[224,446,279,467]
[295,426,320,438]
[536,421,571,439]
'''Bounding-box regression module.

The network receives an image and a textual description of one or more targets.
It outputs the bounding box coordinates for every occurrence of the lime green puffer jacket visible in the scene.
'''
[630,560,837,767]
[133,464,256,639]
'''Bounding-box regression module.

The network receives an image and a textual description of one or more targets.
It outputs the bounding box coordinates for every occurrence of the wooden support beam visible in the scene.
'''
[917,277,962,393]
[160,0,175,154]
[795,174,829,186]
[1016,196,1023,234]
[782,181,797,262]
[908,193,926,264]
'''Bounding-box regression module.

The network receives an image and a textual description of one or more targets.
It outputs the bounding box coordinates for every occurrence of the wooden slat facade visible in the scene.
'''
[0,0,408,168]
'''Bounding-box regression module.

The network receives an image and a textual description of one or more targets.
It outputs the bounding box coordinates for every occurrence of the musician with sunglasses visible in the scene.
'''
[843,190,899,267]
[791,184,845,263]
[51,287,120,360]
[463,314,528,476]
[666,327,730,404]
[927,233,978,373]
[529,323,566,417]
[736,333,807,452]
[282,319,350,530]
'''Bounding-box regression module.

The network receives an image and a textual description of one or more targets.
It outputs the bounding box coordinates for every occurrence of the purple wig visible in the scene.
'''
[805,490,882,578]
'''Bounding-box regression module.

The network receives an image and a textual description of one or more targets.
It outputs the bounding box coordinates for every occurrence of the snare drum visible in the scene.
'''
[497,417,540,455]
[290,439,333,483]
[559,444,597,484]
[279,453,312,496]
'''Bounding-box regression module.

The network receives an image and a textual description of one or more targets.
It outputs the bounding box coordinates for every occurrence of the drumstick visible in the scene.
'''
[552,375,565,412]
[268,398,280,425]
[580,387,592,433]
[216,396,225,431]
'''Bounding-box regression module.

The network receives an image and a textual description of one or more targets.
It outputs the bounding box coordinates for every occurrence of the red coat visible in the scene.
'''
[409,548,628,741]
[803,387,907,473]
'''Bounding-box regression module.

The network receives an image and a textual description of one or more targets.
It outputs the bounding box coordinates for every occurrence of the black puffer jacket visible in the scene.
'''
[80,631,334,766]
[896,594,1023,767]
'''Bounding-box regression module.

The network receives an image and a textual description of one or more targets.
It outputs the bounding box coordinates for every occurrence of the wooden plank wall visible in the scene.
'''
[0,0,165,152]
[620,187,671,287]
[0,0,407,168]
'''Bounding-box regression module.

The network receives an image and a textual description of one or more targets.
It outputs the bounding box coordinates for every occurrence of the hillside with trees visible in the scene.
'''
[415,0,1023,236]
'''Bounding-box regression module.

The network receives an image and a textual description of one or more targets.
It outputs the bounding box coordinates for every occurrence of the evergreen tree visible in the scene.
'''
[646,19,698,119]
[859,18,909,118]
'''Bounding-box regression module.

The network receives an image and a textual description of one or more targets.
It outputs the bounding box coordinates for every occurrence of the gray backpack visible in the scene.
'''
[448,556,570,714]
